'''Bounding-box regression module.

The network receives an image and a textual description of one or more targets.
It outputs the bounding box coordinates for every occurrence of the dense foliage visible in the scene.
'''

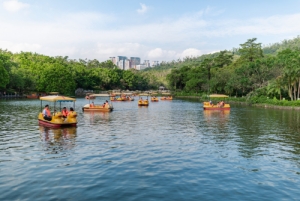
[1,35,300,102]
[0,51,154,95]
[164,36,300,102]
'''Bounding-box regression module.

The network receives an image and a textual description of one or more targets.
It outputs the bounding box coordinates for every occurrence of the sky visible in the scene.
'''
[1,0,300,62]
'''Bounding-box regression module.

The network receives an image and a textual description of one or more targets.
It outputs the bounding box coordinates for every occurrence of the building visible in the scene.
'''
[152,61,159,67]
[136,64,148,70]
[109,56,158,70]
[130,57,141,69]
[144,60,150,68]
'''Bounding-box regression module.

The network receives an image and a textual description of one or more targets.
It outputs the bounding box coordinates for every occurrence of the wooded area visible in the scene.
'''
[1,36,300,101]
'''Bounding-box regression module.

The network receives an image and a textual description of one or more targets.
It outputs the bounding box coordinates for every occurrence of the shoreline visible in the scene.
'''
[175,96,300,110]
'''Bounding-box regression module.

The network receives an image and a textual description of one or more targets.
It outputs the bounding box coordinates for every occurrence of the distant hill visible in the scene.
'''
[262,35,300,55]
[144,35,300,73]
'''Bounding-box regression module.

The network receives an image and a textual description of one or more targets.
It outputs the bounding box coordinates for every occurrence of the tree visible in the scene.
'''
[0,51,13,89]
[239,38,263,62]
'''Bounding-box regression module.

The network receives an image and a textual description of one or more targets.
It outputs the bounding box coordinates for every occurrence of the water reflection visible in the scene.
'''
[203,110,230,126]
[2,100,300,200]
[82,111,111,124]
[39,126,77,150]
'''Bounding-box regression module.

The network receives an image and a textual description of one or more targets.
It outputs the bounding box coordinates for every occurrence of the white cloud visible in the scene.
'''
[3,0,29,12]
[147,48,179,61]
[180,48,202,58]
[1,7,300,62]
[137,3,148,14]
[0,40,40,52]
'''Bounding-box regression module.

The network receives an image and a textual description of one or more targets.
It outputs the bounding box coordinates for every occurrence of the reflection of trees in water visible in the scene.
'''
[232,107,300,161]
[39,126,77,152]
[203,110,230,133]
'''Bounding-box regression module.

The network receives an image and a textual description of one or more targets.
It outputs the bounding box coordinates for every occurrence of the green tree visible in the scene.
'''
[239,38,263,62]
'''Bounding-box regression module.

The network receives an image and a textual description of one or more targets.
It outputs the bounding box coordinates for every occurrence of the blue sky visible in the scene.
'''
[1,0,300,62]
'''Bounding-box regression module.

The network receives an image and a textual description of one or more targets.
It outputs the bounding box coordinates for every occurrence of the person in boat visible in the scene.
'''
[90,102,95,107]
[43,105,52,121]
[62,107,69,118]
[103,100,109,108]
[209,100,213,105]
[69,107,74,114]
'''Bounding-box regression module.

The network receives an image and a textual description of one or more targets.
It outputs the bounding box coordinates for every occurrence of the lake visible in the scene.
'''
[1,98,300,200]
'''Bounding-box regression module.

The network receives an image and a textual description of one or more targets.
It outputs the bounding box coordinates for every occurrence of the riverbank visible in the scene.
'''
[176,96,300,110]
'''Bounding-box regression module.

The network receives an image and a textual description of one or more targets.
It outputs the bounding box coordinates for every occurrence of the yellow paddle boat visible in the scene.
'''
[151,96,159,102]
[82,94,113,112]
[138,93,149,106]
[110,92,134,101]
[203,94,230,110]
[160,93,173,100]
[150,92,159,102]
[38,95,77,128]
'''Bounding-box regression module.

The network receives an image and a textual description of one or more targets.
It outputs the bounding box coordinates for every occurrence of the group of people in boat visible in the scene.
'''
[89,100,109,108]
[111,96,133,101]
[42,104,74,121]
[161,96,172,100]
[209,100,225,107]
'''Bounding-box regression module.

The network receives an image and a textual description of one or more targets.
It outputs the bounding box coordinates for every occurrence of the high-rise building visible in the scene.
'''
[116,56,128,70]
[144,60,150,68]
[124,59,131,70]
[130,57,141,69]
[152,61,159,67]
[109,56,157,70]
[109,57,117,65]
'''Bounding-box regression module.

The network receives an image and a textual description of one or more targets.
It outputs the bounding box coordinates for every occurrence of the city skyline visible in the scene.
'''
[109,56,159,70]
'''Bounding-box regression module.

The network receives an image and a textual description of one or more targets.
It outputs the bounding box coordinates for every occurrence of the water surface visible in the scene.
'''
[0,98,300,200]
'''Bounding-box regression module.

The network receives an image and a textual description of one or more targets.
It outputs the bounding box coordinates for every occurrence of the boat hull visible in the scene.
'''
[203,102,230,110]
[82,104,113,112]
[38,119,77,128]
[138,100,149,106]
[82,107,113,112]
[203,107,230,110]
[38,111,77,128]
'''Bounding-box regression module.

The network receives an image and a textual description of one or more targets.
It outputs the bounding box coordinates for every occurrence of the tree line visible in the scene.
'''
[1,36,300,100]
[0,51,160,96]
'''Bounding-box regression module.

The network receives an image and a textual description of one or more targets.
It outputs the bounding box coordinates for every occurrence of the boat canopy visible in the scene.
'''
[40,95,76,102]
[209,94,229,98]
[112,92,122,95]
[48,92,59,95]
[90,94,111,97]
[161,93,171,95]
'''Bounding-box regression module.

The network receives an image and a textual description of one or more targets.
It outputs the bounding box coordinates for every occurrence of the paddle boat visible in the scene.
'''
[160,92,173,100]
[82,94,114,112]
[38,95,77,128]
[203,94,230,110]
[138,93,149,106]
[150,92,159,102]
[110,92,134,101]
[161,96,173,100]
[151,96,159,102]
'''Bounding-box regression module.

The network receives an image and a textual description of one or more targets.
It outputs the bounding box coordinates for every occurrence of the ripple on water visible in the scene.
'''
[1,99,300,200]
